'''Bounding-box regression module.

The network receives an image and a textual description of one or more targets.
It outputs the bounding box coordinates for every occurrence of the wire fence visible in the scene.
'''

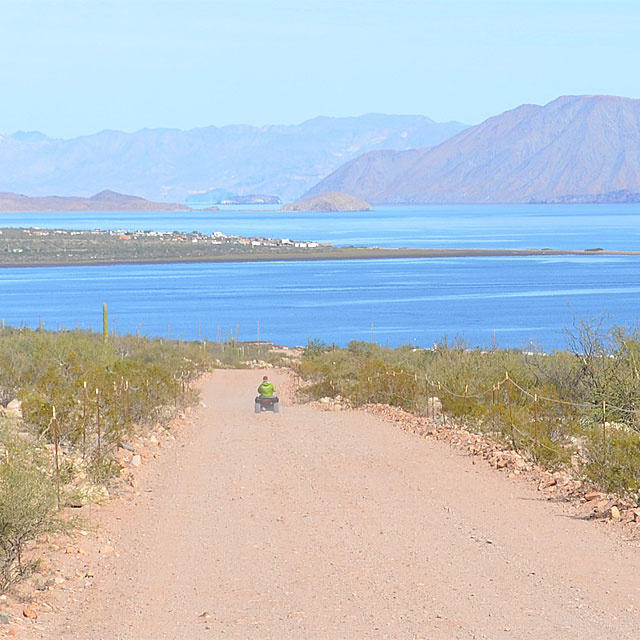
[31,371,196,509]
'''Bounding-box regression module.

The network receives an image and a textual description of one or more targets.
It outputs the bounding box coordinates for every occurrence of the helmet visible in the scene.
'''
[263,375,269,380]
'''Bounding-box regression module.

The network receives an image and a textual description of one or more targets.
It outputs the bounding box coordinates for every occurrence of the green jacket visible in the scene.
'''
[258,381,275,397]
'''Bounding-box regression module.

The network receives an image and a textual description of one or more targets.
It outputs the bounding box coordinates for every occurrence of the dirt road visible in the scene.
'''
[36,369,640,639]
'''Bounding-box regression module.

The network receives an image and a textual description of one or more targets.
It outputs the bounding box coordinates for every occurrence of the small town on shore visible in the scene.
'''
[1,226,322,250]
[0,226,335,265]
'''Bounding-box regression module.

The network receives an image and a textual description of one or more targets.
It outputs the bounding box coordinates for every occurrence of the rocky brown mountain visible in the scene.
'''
[304,95,640,204]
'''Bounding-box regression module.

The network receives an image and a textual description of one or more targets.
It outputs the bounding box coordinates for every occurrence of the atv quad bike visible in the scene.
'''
[255,395,280,413]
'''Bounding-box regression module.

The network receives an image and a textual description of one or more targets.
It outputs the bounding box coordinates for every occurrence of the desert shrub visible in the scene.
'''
[483,398,575,468]
[85,452,121,485]
[0,420,66,592]
[0,461,64,591]
[305,337,330,355]
[580,425,640,496]
[350,359,420,410]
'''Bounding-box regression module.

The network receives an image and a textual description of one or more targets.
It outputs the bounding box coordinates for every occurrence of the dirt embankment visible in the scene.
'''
[12,369,640,639]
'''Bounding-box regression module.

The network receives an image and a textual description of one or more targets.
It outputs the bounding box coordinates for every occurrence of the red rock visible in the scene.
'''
[22,604,37,619]
[538,476,557,490]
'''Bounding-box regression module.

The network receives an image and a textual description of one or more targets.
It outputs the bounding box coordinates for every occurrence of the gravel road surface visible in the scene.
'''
[36,369,640,639]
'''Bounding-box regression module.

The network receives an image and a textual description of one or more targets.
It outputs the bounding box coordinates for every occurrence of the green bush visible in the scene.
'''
[86,452,121,485]
[0,446,64,592]
[581,426,640,495]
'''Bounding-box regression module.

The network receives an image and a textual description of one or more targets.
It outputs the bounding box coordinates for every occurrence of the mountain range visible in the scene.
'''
[0,115,467,203]
[304,95,640,204]
[4,96,640,207]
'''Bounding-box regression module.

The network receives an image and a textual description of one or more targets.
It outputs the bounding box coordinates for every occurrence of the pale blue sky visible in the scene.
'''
[1,0,638,137]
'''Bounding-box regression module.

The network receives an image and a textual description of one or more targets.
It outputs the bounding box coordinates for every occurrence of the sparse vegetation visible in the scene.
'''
[0,323,283,591]
[296,319,640,499]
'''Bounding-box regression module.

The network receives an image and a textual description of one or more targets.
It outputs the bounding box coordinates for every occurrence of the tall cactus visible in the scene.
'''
[103,302,109,341]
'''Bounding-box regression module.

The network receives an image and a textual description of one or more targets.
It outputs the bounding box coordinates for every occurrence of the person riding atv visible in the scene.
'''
[255,376,279,413]
[257,375,275,397]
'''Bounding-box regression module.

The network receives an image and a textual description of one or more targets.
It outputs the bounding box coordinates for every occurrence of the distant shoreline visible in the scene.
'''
[2,246,640,269]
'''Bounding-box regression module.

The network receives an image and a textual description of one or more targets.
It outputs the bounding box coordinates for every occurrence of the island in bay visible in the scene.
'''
[280,191,370,212]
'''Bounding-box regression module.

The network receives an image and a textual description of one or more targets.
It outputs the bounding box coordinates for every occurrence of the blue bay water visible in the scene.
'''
[1,205,640,349]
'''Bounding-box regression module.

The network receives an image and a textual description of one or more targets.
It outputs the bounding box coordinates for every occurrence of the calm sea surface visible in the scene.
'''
[1,204,640,349]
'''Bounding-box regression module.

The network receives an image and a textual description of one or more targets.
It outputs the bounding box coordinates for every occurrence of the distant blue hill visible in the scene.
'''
[10,130,49,142]
[0,114,468,203]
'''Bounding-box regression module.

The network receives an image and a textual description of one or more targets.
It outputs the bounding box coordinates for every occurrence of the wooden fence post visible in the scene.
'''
[439,382,445,425]
[96,388,101,457]
[602,399,607,466]
[52,406,60,509]
[82,381,88,458]
[102,303,108,341]
[505,372,516,448]
[534,393,539,449]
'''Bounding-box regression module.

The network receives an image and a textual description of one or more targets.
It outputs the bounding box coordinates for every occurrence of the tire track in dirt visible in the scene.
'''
[35,369,640,639]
